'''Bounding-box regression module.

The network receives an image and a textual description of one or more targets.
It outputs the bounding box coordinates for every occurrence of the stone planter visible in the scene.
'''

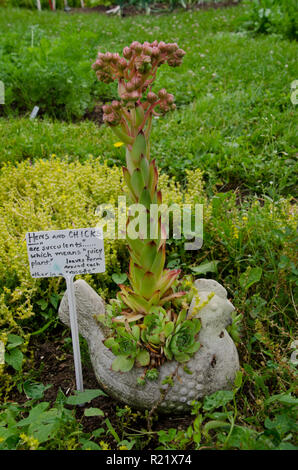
[58,278,239,414]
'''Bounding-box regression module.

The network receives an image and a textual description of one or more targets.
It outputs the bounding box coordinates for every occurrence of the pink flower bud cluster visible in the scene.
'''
[92,52,126,84]
[147,89,176,113]
[92,40,185,93]
[92,41,185,128]
[102,100,122,126]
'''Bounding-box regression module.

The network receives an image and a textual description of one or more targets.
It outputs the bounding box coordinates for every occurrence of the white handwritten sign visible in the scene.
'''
[26,227,105,395]
[26,227,105,278]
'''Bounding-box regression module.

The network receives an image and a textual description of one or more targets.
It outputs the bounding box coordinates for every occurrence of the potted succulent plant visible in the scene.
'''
[59,41,239,413]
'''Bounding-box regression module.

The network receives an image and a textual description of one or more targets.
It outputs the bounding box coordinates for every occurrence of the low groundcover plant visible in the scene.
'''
[93,41,202,379]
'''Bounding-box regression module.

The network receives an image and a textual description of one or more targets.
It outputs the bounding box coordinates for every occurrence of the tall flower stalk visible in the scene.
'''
[93,41,186,321]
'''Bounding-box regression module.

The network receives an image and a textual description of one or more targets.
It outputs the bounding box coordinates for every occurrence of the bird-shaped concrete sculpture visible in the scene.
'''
[58,278,239,413]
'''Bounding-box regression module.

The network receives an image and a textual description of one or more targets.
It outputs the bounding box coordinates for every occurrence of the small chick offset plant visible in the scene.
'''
[93,41,201,377]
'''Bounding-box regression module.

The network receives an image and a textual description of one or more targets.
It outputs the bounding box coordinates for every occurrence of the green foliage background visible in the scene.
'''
[0,3,297,450]
[241,0,298,41]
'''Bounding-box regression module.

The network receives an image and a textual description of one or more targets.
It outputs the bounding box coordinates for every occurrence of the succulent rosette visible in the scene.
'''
[141,308,174,347]
[164,311,201,363]
[104,325,150,372]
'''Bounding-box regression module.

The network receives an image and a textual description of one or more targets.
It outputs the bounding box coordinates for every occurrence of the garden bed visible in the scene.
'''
[31,337,193,445]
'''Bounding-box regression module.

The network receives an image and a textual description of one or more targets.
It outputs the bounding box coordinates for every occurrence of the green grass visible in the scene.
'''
[0,5,297,451]
[0,6,297,195]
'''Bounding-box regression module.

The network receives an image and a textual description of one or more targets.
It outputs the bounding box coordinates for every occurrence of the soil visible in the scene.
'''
[84,102,104,126]
[68,1,241,17]
[32,338,123,436]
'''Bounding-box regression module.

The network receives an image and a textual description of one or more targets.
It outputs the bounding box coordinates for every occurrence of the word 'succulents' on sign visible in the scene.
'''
[26,227,105,393]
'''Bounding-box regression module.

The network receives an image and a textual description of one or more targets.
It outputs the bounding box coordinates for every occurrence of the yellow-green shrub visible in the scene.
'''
[0,158,124,329]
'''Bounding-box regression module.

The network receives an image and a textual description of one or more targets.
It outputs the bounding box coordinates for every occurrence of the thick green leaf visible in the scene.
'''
[36,299,48,311]
[50,293,60,309]
[174,352,190,362]
[164,321,174,338]
[105,417,121,443]
[66,389,107,405]
[118,439,136,450]
[80,439,102,450]
[203,390,234,411]
[130,168,145,197]
[265,393,298,406]
[23,381,51,400]
[104,337,117,349]
[136,349,150,367]
[190,260,219,275]
[131,325,140,341]
[148,333,160,345]
[112,273,127,285]
[112,355,135,372]
[139,154,149,184]
[139,271,157,299]
[203,420,230,434]
[91,428,105,438]
[0,427,17,443]
[164,346,173,361]
[139,187,152,209]
[7,334,24,350]
[30,421,60,444]
[186,341,200,354]
[183,365,193,375]
[16,403,50,427]
[278,442,298,451]
[84,408,104,417]
[130,132,146,165]
[239,267,262,290]
[234,370,243,389]
[5,348,23,371]
[176,309,187,325]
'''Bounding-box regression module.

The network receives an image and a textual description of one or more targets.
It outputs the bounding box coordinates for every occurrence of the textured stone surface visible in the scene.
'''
[58,278,240,413]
